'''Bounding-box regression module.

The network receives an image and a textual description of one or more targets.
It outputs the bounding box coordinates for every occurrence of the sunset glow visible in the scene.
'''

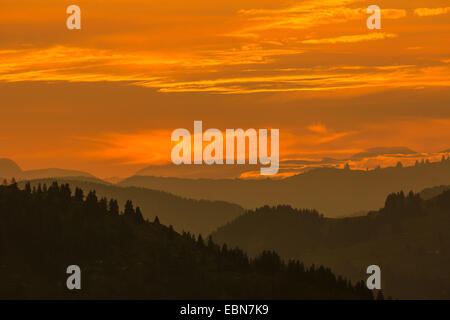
[1,0,449,178]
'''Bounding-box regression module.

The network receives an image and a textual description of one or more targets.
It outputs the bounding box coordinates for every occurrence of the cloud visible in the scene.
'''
[0,1,446,96]
[77,130,173,165]
[302,32,397,44]
[140,64,450,94]
[0,46,167,83]
[414,7,450,17]
[308,123,328,134]
[0,44,304,84]
[2,45,449,95]
[236,1,406,34]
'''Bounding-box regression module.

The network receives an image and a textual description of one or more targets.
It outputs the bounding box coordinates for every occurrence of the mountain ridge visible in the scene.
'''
[119,158,450,217]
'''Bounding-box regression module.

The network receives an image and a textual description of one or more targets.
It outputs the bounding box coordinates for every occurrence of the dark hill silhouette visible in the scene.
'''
[18,179,243,235]
[0,158,95,181]
[119,157,450,217]
[0,181,373,299]
[211,189,450,299]
[350,146,417,159]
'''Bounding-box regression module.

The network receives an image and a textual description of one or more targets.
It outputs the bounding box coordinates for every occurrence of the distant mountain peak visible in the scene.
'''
[0,158,96,181]
[0,158,22,177]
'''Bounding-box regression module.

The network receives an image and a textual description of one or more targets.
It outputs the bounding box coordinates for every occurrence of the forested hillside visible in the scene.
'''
[212,189,450,299]
[18,179,243,235]
[0,181,374,299]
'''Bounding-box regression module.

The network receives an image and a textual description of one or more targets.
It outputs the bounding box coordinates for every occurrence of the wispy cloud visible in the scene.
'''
[414,7,450,17]
[302,32,397,44]
[2,45,449,94]
[235,1,406,35]
[307,123,328,134]
[76,130,173,165]
[0,45,304,84]
[140,64,450,94]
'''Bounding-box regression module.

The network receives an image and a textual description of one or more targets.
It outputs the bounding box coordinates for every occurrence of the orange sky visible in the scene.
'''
[0,0,449,178]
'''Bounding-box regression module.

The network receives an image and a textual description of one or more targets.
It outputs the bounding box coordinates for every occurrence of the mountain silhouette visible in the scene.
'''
[0,181,374,299]
[351,146,417,159]
[0,158,22,177]
[135,158,342,179]
[120,157,450,217]
[211,188,450,299]
[133,147,429,180]
[0,158,95,181]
